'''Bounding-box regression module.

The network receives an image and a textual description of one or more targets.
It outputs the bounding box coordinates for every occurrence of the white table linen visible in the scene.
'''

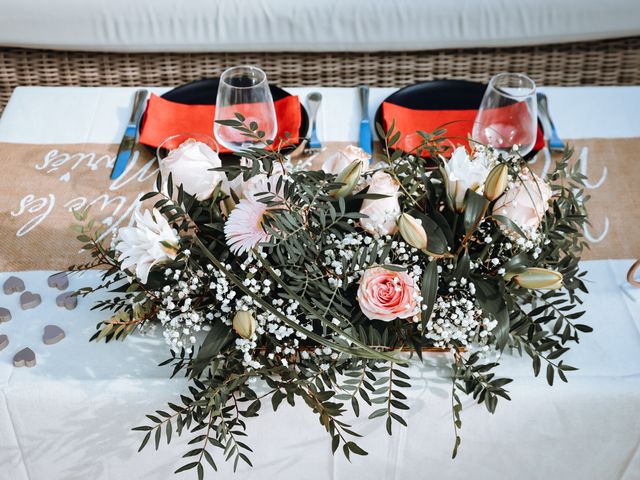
[0,86,639,480]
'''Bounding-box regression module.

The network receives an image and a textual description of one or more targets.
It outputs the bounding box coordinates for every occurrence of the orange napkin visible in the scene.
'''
[139,94,302,153]
[381,102,545,155]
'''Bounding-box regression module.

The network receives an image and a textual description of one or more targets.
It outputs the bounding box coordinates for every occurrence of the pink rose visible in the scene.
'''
[359,171,401,236]
[357,266,420,322]
[493,172,552,231]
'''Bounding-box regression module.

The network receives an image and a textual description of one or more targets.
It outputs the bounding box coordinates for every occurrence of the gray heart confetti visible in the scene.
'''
[20,291,42,310]
[3,276,25,295]
[48,272,69,290]
[0,335,8,351]
[13,347,36,368]
[43,325,65,345]
[0,307,11,323]
[56,291,78,310]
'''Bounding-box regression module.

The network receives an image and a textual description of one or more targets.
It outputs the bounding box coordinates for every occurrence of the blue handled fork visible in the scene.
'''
[537,92,564,152]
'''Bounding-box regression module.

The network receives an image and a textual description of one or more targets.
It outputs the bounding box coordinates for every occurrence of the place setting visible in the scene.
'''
[1,62,639,480]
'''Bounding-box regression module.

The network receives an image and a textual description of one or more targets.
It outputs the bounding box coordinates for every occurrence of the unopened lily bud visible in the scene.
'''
[232,310,257,339]
[221,196,237,216]
[397,213,428,250]
[484,164,509,201]
[507,268,563,290]
[331,159,363,198]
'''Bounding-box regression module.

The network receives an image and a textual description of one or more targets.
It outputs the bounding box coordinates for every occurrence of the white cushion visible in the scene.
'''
[0,0,639,52]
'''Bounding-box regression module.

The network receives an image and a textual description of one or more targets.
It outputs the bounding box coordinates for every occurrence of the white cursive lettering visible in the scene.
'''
[10,194,56,236]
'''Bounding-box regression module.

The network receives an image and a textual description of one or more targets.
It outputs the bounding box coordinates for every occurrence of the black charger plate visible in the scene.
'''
[374,79,542,159]
[161,78,309,160]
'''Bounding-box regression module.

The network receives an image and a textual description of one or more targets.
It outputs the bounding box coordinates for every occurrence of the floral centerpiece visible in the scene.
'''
[72,119,590,478]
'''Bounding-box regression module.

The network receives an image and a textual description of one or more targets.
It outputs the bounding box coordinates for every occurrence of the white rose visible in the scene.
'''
[159,140,226,201]
[229,162,287,202]
[359,171,401,236]
[115,209,180,283]
[321,145,370,175]
[443,146,492,211]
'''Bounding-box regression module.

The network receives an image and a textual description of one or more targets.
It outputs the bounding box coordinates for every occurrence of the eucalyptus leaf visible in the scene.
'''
[492,214,527,239]
[474,278,509,349]
[411,210,449,255]
[463,190,489,232]
[502,252,530,274]
[190,321,233,379]
[421,261,439,329]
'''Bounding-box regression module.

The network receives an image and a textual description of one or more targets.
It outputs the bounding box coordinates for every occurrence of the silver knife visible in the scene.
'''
[358,85,372,155]
[111,89,149,180]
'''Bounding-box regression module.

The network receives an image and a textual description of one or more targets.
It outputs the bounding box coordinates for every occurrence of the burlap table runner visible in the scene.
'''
[0,140,638,271]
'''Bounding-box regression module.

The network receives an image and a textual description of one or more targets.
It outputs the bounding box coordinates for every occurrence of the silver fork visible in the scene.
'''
[288,92,325,164]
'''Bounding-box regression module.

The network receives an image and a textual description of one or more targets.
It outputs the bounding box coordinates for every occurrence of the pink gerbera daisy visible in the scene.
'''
[224,199,271,255]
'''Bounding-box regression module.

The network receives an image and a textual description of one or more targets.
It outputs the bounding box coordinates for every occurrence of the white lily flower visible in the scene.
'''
[115,209,180,283]
[443,146,492,211]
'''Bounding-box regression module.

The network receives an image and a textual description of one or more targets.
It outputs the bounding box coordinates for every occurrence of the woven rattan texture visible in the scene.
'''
[1,37,639,113]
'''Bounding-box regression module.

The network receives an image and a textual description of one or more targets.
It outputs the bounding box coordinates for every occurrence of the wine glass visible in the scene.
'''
[213,66,278,153]
[472,73,537,156]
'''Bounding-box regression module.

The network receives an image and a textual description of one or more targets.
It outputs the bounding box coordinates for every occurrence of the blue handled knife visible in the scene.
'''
[358,85,372,155]
[111,89,149,180]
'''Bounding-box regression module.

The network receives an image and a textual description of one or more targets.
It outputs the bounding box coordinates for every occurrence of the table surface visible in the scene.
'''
[0,86,639,480]
[2,86,640,144]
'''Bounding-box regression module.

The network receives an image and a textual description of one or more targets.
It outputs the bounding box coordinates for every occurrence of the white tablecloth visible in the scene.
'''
[0,86,639,480]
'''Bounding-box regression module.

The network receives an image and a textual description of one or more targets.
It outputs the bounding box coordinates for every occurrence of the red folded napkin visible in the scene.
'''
[381,102,544,156]
[139,94,302,153]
